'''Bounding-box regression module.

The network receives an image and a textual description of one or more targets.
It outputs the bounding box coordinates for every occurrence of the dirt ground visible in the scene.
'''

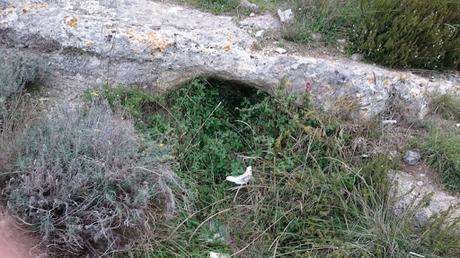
[0,210,40,258]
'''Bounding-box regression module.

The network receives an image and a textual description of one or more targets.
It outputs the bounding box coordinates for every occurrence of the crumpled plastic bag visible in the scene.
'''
[226,166,252,185]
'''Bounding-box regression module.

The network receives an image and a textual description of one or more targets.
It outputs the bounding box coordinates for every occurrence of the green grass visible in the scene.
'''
[423,131,460,192]
[431,94,460,121]
[90,79,460,257]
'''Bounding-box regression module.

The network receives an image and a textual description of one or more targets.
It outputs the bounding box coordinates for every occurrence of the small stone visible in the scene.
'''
[351,53,364,62]
[404,150,421,166]
[417,181,424,186]
[274,47,287,54]
[255,30,264,37]
[277,9,293,24]
[311,32,322,41]
[456,123,460,128]
[249,12,255,17]
[240,0,260,12]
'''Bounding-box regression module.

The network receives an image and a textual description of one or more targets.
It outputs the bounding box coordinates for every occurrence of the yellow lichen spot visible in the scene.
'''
[87,40,94,49]
[89,90,99,97]
[124,30,173,54]
[367,72,376,84]
[21,3,48,14]
[64,16,78,29]
[223,35,233,52]
[383,79,391,86]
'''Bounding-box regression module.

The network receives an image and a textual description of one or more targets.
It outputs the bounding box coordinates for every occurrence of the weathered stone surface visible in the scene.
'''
[239,13,281,31]
[0,0,459,119]
[390,171,460,227]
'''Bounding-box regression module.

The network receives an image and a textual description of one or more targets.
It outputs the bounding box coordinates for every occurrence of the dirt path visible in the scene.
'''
[0,211,40,258]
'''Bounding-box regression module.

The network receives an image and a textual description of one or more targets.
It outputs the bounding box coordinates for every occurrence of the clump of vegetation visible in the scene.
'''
[348,0,460,69]
[4,101,177,257]
[94,79,460,257]
[0,57,46,116]
[184,0,240,13]
[423,131,460,192]
[0,57,46,183]
[431,94,460,121]
[284,0,351,45]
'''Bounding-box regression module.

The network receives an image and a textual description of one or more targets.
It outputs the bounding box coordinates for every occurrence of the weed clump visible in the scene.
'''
[423,131,460,192]
[4,101,176,257]
[430,94,460,121]
[185,0,239,13]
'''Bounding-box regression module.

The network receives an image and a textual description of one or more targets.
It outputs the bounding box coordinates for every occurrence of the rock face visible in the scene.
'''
[390,171,460,227]
[0,0,459,118]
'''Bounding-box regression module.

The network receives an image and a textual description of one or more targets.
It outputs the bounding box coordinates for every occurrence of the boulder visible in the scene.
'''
[0,0,458,119]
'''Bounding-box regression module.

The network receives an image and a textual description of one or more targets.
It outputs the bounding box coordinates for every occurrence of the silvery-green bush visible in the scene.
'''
[0,57,46,116]
[5,101,176,257]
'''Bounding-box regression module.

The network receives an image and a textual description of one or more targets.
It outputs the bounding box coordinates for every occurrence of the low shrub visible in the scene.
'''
[4,101,177,257]
[0,57,46,183]
[0,57,46,117]
[348,0,460,69]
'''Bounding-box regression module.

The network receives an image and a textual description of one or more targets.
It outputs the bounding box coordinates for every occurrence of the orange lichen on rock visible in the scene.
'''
[64,16,78,29]
[124,30,173,54]
[223,35,233,52]
[0,7,16,17]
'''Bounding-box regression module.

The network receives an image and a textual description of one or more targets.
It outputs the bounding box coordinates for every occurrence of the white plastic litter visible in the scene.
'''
[226,166,253,185]
[209,251,230,258]
[274,47,287,54]
[277,9,293,23]
[382,119,397,125]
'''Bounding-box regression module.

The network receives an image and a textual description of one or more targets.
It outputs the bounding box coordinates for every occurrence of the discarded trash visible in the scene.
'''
[382,119,397,125]
[277,9,293,23]
[274,47,287,54]
[226,166,252,185]
[255,30,264,37]
[210,251,230,258]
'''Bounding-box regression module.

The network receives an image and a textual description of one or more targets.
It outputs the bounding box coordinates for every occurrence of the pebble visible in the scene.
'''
[255,30,264,37]
[274,47,287,54]
[351,53,364,62]
[404,150,421,166]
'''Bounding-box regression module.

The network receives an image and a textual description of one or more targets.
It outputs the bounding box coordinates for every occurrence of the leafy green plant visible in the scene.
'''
[348,0,460,69]
[94,79,460,257]
[5,101,177,257]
